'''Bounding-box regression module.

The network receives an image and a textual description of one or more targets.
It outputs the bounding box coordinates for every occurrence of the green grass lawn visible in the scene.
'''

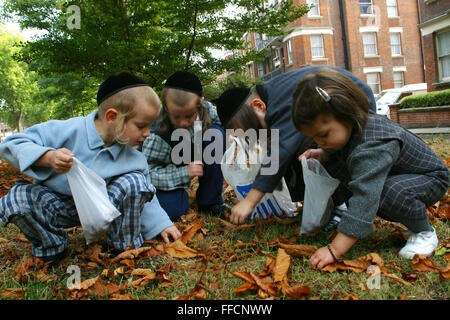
[0,138,448,300]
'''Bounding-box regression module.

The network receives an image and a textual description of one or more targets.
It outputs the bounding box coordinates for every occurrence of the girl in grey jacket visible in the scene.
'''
[292,68,448,269]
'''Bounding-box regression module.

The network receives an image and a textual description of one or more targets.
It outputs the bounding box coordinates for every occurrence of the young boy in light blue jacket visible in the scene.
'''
[0,72,180,267]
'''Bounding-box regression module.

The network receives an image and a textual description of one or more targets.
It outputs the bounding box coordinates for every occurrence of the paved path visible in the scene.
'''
[409,127,450,134]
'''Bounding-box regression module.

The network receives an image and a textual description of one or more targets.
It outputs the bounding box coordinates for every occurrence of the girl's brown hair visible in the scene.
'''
[98,86,160,144]
[158,88,212,133]
[292,68,370,134]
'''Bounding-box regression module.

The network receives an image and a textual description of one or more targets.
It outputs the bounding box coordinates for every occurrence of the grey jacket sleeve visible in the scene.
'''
[337,139,400,239]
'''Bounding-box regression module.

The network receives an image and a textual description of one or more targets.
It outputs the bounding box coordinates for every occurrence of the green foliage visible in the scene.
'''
[203,73,262,101]
[1,0,308,92]
[400,89,450,109]
[0,25,42,131]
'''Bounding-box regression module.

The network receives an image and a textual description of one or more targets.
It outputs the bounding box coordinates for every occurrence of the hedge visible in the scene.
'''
[400,89,450,109]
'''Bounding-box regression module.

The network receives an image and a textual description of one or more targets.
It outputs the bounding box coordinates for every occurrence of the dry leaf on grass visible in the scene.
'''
[281,284,311,300]
[166,239,202,258]
[343,294,359,300]
[111,247,156,263]
[278,243,318,257]
[412,254,450,279]
[321,253,384,273]
[13,257,53,284]
[61,276,122,299]
[0,237,9,243]
[273,249,290,283]
[0,288,27,299]
[181,223,203,244]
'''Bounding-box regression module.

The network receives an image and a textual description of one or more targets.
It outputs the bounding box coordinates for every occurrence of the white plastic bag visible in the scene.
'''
[300,157,340,234]
[66,158,121,244]
[221,138,299,219]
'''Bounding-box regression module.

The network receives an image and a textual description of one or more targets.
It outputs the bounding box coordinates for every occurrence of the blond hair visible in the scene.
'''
[98,86,161,144]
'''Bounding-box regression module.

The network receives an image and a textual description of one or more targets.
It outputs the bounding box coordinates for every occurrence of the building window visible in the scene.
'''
[257,62,265,78]
[390,33,402,56]
[310,34,324,58]
[307,0,320,16]
[360,0,373,15]
[437,29,450,82]
[367,73,381,95]
[273,48,281,68]
[286,39,293,64]
[393,71,404,88]
[386,0,398,17]
[362,32,378,56]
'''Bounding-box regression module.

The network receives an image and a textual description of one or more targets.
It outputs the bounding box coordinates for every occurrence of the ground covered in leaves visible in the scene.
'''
[0,139,449,300]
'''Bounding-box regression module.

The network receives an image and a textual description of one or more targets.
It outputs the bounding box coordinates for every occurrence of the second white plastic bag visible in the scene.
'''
[66,158,121,244]
[300,157,340,234]
[221,137,299,219]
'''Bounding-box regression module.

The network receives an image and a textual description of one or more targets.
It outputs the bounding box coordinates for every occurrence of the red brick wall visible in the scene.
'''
[419,0,450,22]
[392,107,450,128]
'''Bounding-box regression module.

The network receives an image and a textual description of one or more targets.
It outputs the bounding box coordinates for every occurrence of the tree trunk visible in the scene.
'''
[16,108,24,132]
[185,1,199,72]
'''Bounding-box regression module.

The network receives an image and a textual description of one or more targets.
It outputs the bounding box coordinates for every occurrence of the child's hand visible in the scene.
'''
[309,245,338,269]
[298,148,327,163]
[36,148,74,173]
[230,198,254,225]
[188,161,203,178]
[160,225,181,244]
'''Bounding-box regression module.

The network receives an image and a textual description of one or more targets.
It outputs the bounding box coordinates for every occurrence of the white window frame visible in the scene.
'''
[366,73,381,95]
[310,34,324,58]
[362,32,378,56]
[273,48,281,67]
[307,0,320,17]
[360,0,373,15]
[386,0,398,18]
[257,61,265,78]
[393,71,404,88]
[285,39,293,65]
[390,33,402,56]
[436,29,450,82]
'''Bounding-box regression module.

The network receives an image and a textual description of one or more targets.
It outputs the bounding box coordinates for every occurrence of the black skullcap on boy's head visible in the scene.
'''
[97,72,149,105]
[214,87,252,127]
[164,71,203,97]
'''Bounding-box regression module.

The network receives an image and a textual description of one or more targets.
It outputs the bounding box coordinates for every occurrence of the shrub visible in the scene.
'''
[400,89,450,109]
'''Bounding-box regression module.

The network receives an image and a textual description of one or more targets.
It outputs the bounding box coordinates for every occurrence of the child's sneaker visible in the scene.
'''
[398,228,439,259]
[322,203,347,232]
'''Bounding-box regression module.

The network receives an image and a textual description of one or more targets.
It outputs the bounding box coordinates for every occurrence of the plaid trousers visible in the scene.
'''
[0,172,152,258]
[377,171,448,232]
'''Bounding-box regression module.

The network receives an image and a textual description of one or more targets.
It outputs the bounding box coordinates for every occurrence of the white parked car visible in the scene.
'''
[376,83,427,117]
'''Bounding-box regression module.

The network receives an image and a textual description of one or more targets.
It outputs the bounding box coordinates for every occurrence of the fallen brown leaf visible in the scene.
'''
[0,288,26,299]
[281,284,311,300]
[181,223,203,244]
[278,243,318,257]
[321,253,384,273]
[343,294,359,300]
[273,248,290,283]
[111,247,155,263]
[166,239,201,258]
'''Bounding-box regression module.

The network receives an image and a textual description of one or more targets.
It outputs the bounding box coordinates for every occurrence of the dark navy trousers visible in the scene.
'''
[157,124,225,220]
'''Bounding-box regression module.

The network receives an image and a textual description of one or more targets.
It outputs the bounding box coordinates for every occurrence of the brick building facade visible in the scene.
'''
[244,0,426,98]
[418,0,450,91]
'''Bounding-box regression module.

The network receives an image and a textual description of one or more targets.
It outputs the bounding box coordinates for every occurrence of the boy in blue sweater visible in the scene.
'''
[0,72,180,267]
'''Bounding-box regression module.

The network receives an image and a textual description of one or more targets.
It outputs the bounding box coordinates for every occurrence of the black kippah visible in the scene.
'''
[97,72,149,105]
[214,87,252,127]
[164,71,203,97]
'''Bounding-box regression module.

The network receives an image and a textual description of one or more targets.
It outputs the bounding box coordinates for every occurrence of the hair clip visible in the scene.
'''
[315,86,331,102]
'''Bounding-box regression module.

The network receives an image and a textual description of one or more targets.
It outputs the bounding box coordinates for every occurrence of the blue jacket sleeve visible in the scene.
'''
[140,195,174,240]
